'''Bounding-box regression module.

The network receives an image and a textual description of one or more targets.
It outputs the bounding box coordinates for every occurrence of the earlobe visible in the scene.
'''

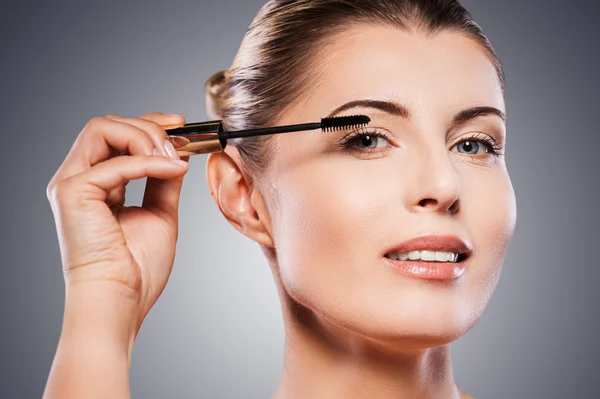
[205,151,274,247]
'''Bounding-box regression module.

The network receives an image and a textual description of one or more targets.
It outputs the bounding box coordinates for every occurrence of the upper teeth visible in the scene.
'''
[385,250,460,263]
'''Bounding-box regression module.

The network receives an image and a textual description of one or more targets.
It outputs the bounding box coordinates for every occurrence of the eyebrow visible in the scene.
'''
[327,99,410,118]
[452,106,506,124]
[327,99,506,125]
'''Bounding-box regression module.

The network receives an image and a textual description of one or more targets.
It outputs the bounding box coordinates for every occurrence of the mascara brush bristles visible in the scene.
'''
[320,115,370,132]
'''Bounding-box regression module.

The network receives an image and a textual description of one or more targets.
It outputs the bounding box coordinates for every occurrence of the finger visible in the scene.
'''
[106,184,126,208]
[54,116,157,181]
[138,112,185,127]
[142,155,190,224]
[105,148,129,205]
[133,113,188,222]
[60,155,189,204]
[105,114,185,159]
[139,112,186,131]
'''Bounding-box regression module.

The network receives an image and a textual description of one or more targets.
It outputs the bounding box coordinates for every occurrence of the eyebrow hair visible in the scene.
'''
[451,106,506,125]
[327,99,506,125]
[327,99,410,118]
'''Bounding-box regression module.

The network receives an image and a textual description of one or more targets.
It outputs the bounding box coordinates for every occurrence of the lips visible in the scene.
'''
[383,235,472,259]
[382,235,473,280]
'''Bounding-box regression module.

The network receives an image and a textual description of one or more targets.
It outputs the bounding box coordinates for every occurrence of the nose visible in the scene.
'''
[404,144,461,215]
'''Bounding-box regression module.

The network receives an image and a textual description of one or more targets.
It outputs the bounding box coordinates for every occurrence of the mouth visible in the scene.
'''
[384,250,467,263]
[382,235,472,280]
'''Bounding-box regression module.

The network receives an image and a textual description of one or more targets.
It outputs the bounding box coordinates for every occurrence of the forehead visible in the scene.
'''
[283,24,504,123]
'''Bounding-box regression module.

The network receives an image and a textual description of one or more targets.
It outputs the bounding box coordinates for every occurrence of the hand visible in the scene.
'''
[47,112,189,330]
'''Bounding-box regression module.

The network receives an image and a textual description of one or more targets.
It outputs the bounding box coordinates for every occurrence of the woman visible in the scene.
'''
[44,0,516,398]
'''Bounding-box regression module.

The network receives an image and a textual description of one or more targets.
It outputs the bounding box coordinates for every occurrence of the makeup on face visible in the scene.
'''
[316,98,506,160]
[381,234,473,280]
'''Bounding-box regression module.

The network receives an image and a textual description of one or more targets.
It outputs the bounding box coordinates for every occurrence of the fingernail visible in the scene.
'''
[152,148,160,156]
[163,139,180,160]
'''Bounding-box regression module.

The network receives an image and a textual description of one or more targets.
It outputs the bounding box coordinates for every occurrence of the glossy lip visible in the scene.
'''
[382,235,472,281]
[383,234,472,258]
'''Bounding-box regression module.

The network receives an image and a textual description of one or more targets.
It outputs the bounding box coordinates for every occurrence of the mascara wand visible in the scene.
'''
[162,115,370,156]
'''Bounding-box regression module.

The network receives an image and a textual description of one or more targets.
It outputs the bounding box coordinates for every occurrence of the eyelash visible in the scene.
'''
[454,132,505,156]
[338,128,394,154]
[338,129,505,157]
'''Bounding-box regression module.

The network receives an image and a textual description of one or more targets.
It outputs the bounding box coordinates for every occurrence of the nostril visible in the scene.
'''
[418,198,438,208]
[449,200,460,214]
[417,198,460,214]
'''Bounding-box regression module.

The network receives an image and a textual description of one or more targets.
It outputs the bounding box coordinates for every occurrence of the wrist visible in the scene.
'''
[62,281,143,363]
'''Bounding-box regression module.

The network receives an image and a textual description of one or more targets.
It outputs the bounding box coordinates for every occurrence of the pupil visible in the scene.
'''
[361,135,374,147]
[463,141,476,153]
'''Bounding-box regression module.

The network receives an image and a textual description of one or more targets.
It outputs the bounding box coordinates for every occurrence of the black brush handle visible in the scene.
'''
[221,115,370,139]
[222,122,322,140]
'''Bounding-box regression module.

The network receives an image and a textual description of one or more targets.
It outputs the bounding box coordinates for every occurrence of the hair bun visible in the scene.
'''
[205,69,229,120]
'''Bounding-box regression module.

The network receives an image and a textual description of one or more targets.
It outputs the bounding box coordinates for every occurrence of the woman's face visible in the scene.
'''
[258,25,516,349]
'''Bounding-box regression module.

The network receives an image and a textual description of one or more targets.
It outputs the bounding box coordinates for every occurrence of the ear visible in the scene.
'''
[205,149,274,248]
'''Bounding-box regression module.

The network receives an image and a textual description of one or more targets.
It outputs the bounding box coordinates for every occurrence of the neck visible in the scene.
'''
[272,295,468,399]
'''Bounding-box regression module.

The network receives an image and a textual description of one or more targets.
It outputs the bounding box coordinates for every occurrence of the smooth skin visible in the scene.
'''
[44,112,190,398]
[45,25,515,399]
[206,26,514,399]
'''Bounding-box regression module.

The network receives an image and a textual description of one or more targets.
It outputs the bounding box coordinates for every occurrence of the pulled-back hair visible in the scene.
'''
[205,0,504,178]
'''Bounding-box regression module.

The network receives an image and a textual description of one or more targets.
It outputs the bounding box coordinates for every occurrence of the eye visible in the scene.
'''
[338,128,394,153]
[452,140,488,155]
[450,133,503,156]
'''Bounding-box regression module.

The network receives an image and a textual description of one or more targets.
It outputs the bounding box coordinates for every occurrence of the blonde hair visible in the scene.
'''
[205,0,504,177]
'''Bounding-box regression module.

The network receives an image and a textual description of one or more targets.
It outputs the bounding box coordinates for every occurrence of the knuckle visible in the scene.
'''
[49,178,77,205]
[46,179,56,201]
[46,179,61,203]
[46,172,65,203]
[84,116,105,132]
[112,154,128,166]
[143,119,167,138]
[52,181,68,202]
[115,154,140,170]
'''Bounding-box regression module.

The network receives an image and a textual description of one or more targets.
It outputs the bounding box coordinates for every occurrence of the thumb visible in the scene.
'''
[141,155,189,226]
[139,111,185,129]
[138,112,188,225]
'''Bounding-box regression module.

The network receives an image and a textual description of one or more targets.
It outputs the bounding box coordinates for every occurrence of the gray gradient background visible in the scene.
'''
[1,0,598,398]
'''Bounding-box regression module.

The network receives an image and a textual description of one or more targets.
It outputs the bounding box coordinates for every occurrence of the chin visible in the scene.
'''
[315,287,483,352]
[374,313,475,351]
[281,254,493,353]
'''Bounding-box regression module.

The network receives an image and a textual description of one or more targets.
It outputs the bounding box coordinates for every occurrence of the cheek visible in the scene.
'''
[270,161,389,308]
[460,164,517,310]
